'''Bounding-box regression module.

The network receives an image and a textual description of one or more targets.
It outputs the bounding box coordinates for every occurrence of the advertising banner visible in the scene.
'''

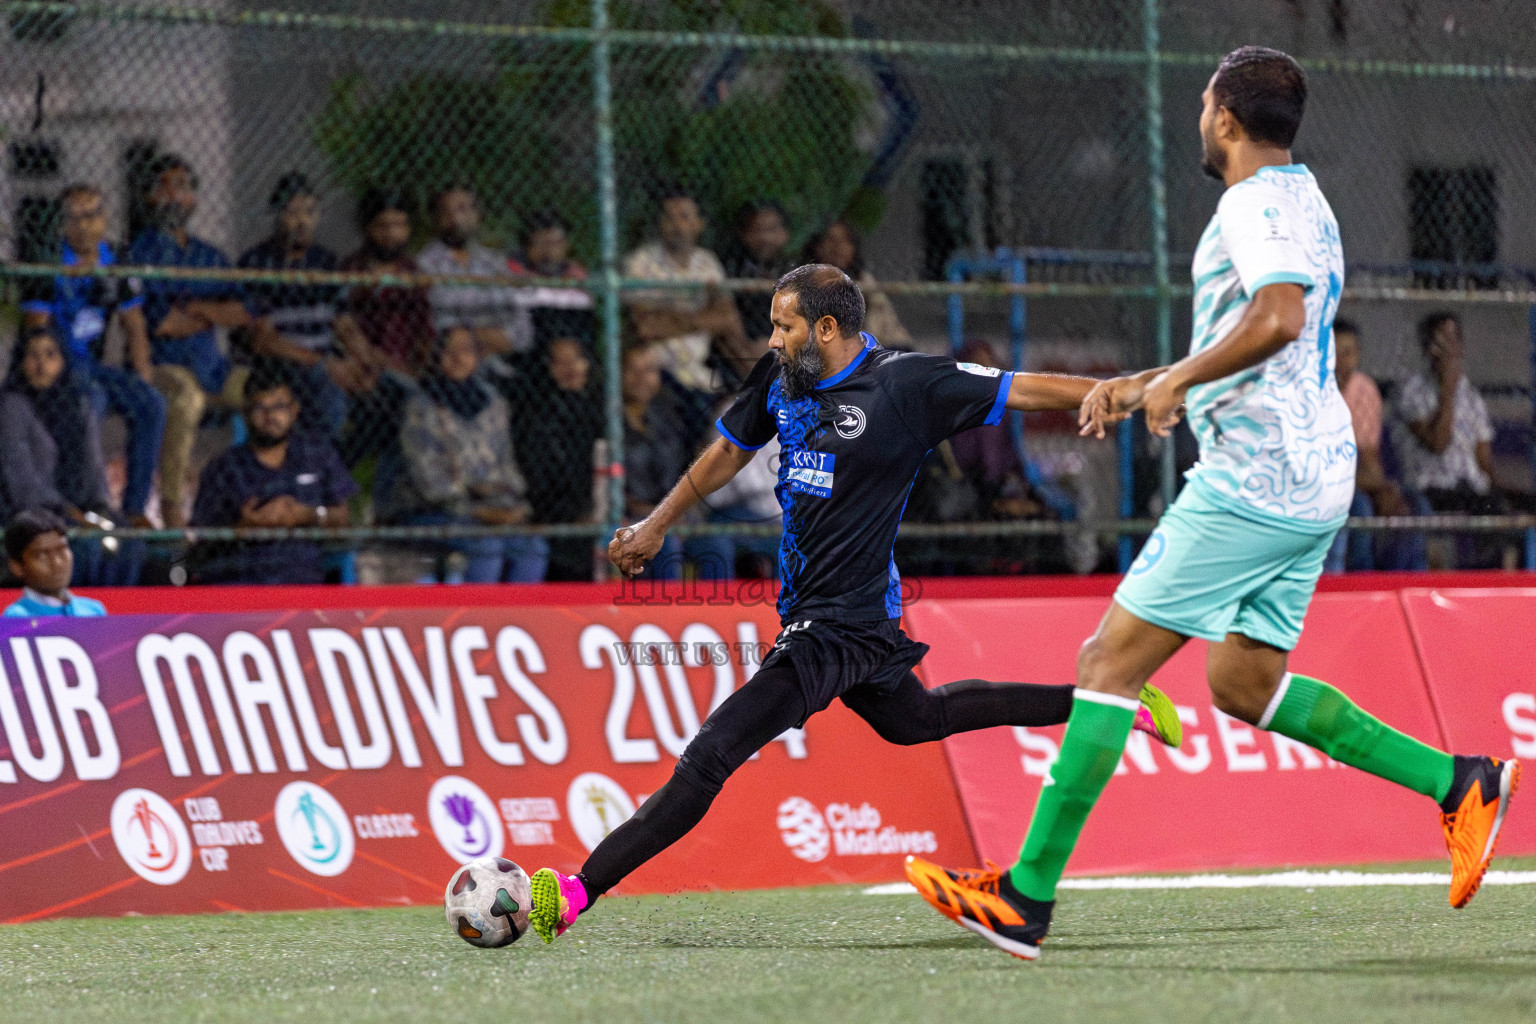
[1399,588,1536,855]
[905,592,1456,875]
[0,604,975,922]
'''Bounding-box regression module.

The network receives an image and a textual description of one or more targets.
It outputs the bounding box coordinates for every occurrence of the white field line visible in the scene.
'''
[863,869,1536,896]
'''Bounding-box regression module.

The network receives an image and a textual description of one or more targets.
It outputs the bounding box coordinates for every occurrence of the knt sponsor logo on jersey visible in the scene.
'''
[785,451,835,498]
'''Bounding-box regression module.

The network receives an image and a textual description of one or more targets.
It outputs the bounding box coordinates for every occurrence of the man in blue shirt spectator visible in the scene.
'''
[189,371,356,584]
[238,172,375,438]
[4,509,107,617]
[130,153,251,527]
[20,184,166,526]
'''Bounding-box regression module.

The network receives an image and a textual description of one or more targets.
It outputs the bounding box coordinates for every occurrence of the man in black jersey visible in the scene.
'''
[526,264,1181,943]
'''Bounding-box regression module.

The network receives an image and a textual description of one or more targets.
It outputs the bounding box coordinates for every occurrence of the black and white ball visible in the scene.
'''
[444,857,532,948]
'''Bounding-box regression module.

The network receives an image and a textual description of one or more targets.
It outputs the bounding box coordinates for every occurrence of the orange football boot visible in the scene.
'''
[1440,755,1520,908]
[904,855,1052,960]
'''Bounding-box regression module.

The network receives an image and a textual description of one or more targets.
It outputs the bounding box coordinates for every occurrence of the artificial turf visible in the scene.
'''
[4,860,1535,1024]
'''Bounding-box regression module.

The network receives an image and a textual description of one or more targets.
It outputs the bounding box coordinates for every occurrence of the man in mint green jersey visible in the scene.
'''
[906,45,1518,962]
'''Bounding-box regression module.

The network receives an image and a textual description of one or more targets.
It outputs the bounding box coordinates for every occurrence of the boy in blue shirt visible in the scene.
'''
[3,509,107,617]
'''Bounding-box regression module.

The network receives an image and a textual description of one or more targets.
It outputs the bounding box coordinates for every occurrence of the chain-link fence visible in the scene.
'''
[0,0,1533,588]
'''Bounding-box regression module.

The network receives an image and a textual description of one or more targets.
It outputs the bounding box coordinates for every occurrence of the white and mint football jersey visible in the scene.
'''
[1183,163,1355,529]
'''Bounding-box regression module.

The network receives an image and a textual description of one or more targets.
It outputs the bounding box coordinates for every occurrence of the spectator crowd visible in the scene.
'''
[4,165,923,586]
[2,160,1530,589]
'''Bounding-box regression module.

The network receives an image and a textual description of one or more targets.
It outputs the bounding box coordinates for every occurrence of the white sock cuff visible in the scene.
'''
[1257,673,1293,730]
[1073,688,1142,713]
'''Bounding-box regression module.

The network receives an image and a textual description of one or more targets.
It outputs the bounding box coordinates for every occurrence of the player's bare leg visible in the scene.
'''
[1209,632,1518,908]
[909,603,1184,958]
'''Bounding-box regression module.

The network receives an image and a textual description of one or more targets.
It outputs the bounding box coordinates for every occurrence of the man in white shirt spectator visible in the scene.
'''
[417,185,533,359]
[1395,311,1511,567]
[623,190,750,394]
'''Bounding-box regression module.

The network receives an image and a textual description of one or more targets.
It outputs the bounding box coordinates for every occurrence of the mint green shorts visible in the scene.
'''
[1114,482,1338,651]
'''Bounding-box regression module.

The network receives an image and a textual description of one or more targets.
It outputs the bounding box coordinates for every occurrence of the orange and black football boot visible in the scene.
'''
[904,855,1052,960]
[1440,755,1520,909]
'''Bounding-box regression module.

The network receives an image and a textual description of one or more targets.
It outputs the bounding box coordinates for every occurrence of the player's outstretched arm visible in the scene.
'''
[608,437,755,577]
[1002,372,1103,414]
[1113,282,1306,437]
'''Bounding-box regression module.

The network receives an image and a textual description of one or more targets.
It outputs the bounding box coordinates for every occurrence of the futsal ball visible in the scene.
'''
[444,856,532,948]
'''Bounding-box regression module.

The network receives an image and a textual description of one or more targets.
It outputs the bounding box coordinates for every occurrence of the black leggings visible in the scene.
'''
[578,664,1074,899]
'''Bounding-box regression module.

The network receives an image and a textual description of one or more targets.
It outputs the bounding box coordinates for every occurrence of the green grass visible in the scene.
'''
[4,861,1536,1024]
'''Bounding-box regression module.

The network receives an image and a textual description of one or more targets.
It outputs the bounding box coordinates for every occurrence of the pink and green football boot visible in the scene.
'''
[1132,683,1182,747]
[528,868,589,944]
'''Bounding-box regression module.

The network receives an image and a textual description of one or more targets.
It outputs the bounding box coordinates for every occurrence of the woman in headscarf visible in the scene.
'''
[0,328,141,584]
[507,328,606,581]
[384,326,548,583]
[803,219,913,347]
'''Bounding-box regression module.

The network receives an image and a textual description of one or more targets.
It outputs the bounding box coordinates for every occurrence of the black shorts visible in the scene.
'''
[761,617,930,725]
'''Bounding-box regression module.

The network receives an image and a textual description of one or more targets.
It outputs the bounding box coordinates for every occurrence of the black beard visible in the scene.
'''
[153,205,190,232]
[365,242,407,263]
[439,228,470,249]
[1200,142,1226,181]
[248,428,289,450]
[778,343,825,400]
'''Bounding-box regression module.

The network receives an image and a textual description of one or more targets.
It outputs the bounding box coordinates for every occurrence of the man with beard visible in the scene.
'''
[130,154,252,526]
[416,185,533,359]
[335,186,434,465]
[188,371,355,583]
[521,263,1184,944]
[906,47,1517,962]
[239,173,374,438]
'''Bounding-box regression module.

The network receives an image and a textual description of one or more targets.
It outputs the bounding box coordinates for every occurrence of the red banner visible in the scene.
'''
[905,592,1456,875]
[0,605,974,922]
[1400,587,1536,855]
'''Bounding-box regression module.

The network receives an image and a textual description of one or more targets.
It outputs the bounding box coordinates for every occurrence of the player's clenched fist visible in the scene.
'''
[609,521,664,577]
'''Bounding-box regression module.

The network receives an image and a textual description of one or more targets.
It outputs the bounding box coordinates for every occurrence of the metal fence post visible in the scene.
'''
[593,0,623,578]
[1143,0,1176,511]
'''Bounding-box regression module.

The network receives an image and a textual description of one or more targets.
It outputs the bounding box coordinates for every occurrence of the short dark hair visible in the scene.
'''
[521,209,570,244]
[243,368,293,403]
[145,153,195,193]
[1211,46,1307,148]
[1416,310,1460,352]
[269,171,315,211]
[429,183,475,218]
[59,182,101,206]
[657,187,699,215]
[356,185,415,229]
[1332,316,1359,338]
[734,199,787,235]
[6,508,68,563]
[774,263,865,339]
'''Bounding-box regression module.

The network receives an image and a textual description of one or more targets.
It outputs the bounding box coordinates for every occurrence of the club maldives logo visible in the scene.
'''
[776,797,831,863]
[777,797,937,862]
[273,782,354,877]
[566,773,636,852]
[427,776,504,864]
[110,788,192,885]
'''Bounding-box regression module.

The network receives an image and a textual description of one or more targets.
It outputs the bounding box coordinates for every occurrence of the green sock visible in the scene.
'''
[1260,673,1454,803]
[1009,691,1137,901]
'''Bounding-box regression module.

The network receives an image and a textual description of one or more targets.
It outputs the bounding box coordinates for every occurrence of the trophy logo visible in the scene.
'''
[566,773,636,853]
[427,777,503,864]
[111,789,192,885]
[273,783,354,877]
